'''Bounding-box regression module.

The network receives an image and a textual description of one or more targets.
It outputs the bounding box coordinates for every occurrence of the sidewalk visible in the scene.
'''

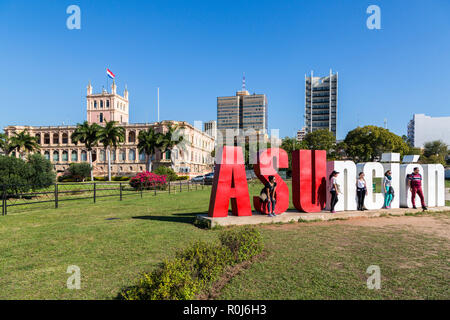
[197,206,450,228]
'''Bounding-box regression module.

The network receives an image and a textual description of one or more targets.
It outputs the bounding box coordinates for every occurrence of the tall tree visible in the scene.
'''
[159,124,184,169]
[137,127,164,172]
[98,121,125,181]
[344,125,410,162]
[303,129,336,155]
[71,121,101,181]
[421,140,448,166]
[9,130,40,159]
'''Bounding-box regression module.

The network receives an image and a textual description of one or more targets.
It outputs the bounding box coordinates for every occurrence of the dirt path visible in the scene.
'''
[264,214,450,241]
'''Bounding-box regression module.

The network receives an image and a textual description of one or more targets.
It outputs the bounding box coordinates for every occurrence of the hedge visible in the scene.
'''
[119,226,264,300]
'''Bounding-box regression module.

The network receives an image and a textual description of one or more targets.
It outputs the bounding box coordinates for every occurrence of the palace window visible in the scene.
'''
[94,101,97,109]
[44,133,50,144]
[100,113,104,123]
[129,149,136,161]
[71,150,78,162]
[119,150,126,161]
[53,151,59,162]
[100,150,106,162]
[106,100,110,108]
[100,101,103,108]
[128,131,136,143]
[62,133,68,144]
[53,133,59,144]
[81,150,87,162]
[35,134,41,145]
[44,151,50,160]
[139,151,146,161]
[62,151,68,162]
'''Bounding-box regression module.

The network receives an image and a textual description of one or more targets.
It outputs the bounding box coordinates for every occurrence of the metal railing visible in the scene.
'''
[0,180,211,215]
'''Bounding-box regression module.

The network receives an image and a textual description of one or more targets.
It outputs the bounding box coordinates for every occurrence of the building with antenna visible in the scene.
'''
[217,75,268,142]
[4,82,215,177]
[304,70,338,136]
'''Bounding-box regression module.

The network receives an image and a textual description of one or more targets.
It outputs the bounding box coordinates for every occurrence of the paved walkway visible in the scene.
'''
[197,206,450,228]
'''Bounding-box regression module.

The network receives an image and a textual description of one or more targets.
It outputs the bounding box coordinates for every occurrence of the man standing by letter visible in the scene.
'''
[408,167,427,210]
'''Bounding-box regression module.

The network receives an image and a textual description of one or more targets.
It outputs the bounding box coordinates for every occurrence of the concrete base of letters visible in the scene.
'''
[196,206,450,228]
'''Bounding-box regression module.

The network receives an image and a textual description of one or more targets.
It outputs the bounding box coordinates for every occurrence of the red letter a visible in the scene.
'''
[208,146,252,217]
[292,150,327,213]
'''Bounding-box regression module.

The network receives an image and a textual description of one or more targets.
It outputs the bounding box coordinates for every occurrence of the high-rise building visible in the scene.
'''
[203,120,217,140]
[407,114,450,148]
[304,70,338,136]
[217,79,268,140]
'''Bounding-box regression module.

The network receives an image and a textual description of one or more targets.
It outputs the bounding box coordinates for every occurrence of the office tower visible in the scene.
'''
[305,70,338,136]
[217,78,268,140]
[407,114,450,148]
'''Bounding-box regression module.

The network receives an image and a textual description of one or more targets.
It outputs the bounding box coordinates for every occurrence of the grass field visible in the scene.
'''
[0,182,449,299]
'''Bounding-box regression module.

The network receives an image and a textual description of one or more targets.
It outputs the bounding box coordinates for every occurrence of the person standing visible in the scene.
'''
[408,167,427,210]
[329,171,340,213]
[383,170,393,209]
[356,172,368,211]
[261,175,277,217]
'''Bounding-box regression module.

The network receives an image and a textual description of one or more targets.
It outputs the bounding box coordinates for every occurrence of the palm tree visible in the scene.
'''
[9,130,40,159]
[160,124,184,169]
[137,127,164,172]
[0,133,13,156]
[71,121,101,181]
[98,121,125,181]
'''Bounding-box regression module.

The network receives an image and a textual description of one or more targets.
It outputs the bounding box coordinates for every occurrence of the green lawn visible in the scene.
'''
[0,182,449,299]
[446,179,450,189]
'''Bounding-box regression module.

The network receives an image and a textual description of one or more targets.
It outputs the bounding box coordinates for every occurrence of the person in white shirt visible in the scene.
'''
[356,172,368,211]
[329,171,340,213]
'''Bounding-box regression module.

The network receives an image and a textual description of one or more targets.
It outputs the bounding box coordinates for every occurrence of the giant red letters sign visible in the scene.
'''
[208,146,252,217]
[207,148,445,217]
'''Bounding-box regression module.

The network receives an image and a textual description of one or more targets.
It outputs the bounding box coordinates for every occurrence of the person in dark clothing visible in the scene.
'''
[408,167,427,210]
[329,171,340,213]
[260,175,277,217]
[356,172,368,211]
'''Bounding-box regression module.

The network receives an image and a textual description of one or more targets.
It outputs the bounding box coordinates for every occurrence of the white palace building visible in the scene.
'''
[4,82,215,177]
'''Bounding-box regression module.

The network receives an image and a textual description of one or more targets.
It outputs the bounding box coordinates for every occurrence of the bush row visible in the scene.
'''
[119,226,264,300]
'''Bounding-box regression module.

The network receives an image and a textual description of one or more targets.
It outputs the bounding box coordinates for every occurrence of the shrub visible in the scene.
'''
[27,154,56,188]
[112,176,130,181]
[176,175,190,181]
[119,227,264,300]
[129,171,167,190]
[94,177,107,181]
[153,166,178,181]
[0,155,32,194]
[177,241,234,286]
[219,226,264,263]
[121,257,200,300]
[67,163,92,182]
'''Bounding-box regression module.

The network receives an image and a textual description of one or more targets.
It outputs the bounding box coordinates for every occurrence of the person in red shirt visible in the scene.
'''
[408,167,427,210]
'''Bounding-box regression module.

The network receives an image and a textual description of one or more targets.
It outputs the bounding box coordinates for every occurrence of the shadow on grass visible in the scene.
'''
[132,212,208,225]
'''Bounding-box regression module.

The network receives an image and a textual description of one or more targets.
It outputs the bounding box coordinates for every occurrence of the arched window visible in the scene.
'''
[100,100,103,108]
[100,150,106,162]
[71,150,78,162]
[128,131,136,143]
[53,133,59,144]
[62,133,68,144]
[165,150,171,160]
[129,149,136,161]
[44,133,50,144]
[44,151,50,160]
[53,151,59,162]
[62,151,68,162]
[139,151,146,161]
[100,113,104,123]
[94,101,97,109]
[106,100,110,108]
[35,133,41,145]
[119,150,126,161]
[81,150,87,162]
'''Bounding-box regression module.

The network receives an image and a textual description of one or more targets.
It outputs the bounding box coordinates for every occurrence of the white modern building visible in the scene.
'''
[203,120,217,140]
[407,114,450,148]
[305,69,338,136]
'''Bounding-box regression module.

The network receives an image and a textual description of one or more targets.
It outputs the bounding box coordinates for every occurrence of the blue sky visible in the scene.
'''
[1,0,450,139]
